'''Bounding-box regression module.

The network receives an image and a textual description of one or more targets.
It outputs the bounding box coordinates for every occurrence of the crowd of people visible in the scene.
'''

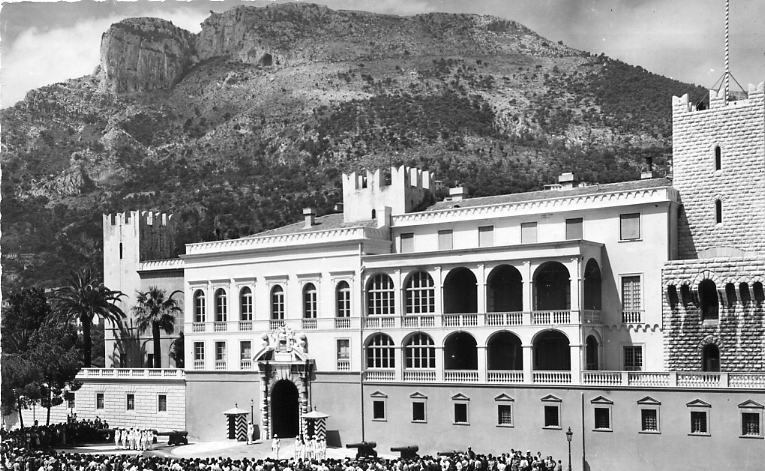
[0,418,111,450]
[113,429,156,452]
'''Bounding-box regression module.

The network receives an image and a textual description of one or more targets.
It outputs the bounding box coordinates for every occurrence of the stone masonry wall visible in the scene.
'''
[662,257,765,371]
[672,83,765,259]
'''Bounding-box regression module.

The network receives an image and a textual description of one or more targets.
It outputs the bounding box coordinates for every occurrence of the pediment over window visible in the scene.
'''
[686,399,711,408]
[410,392,428,399]
[738,400,764,409]
[370,390,388,398]
[451,393,470,401]
[590,396,613,405]
[541,394,562,403]
[494,393,514,402]
[637,396,661,406]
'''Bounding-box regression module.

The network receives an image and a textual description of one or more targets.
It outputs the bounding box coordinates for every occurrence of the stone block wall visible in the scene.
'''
[671,83,765,258]
[662,257,765,371]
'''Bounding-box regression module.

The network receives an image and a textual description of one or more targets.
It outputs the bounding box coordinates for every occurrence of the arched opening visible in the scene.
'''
[739,282,751,306]
[405,271,435,314]
[271,285,285,320]
[215,288,227,322]
[585,335,599,370]
[724,283,736,308]
[271,380,299,438]
[367,273,395,316]
[680,284,694,306]
[487,331,522,370]
[366,333,395,368]
[240,287,253,321]
[533,330,570,370]
[371,209,376,219]
[698,279,719,320]
[754,282,765,304]
[194,290,206,322]
[443,268,477,313]
[583,259,602,310]
[260,53,273,66]
[303,283,317,319]
[487,265,522,312]
[404,333,435,369]
[444,332,477,370]
[715,199,722,224]
[702,344,720,372]
[533,262,570,310]
[336,281,351,318]
[714,145,721,170]
[667,285,679,309]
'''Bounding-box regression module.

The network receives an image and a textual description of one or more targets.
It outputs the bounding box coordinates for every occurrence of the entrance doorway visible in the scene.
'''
[271,380,299,438]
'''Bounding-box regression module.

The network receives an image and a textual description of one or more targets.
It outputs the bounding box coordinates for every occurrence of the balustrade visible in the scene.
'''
[335,317,351,329]
[192,322,206,332]
[213,321,227,332]
[487,370,524,383]
[627,372,670,387]
[239,320,253,331]
[193,360,205,370]
[214,360,227,371]
[677,372,721,388]
[582,371,622,386]
[444,370,479,382]
[240,359,252,370]
[302,318,317,330]
[403,369,437,382]
[402,315,436,328]
[443,313,479,327]
[621,310,643,323]
[337,359,350,371]
[269,319,285,330]
[364,369,395,382]
[532,370,572,384]
[79,368,184,378]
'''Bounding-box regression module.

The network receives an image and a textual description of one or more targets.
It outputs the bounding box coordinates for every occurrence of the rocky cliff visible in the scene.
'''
[98,17,196,93]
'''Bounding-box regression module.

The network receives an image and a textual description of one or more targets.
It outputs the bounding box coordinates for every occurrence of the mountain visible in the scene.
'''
[1,3,706,291]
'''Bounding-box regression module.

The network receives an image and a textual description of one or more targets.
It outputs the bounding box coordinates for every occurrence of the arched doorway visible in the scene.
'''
[702,344,720,372]
[487,265,523,312]
[585,335,599,370]
[487,331,523,370]
[583,259,602,310]
[271,380,299,438]
[444,332,477,370]
[533,330,570,370]
[443,268,477,313]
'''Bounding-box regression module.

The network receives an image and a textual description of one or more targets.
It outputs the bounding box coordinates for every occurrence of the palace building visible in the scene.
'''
[25,82,765,470]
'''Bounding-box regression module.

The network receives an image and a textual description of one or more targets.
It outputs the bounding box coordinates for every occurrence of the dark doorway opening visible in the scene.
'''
[271,380,299,438]
[444,332,478,370]
[487,331,523,370]
[702,344,720,372]
[533,330,570,370]
[443,268,477,313]
[585,335,599,370]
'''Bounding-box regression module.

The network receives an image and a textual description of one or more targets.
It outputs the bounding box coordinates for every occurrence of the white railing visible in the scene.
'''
[78,368,184,379]
[213,321,227,332]
[533,370,572,384]
[729,373,765,388]
[443,313,479,327]
[239,320,253,331]
[269,319,285,330]
[622,310,643,323]
[337,359,350,371]
[582,371,622,386]
[402,315,436,328]
[444,370,479,382]
[364,369,395,381]
[192,322,206,332]
[302,318,317,330]
[335,317,351,329]
[677,372,721,388]
[485,312,524,326]
[487,370,524,383]
[365,316,396,329]
[532,310,571,325]
[193,360,205,370]
[403,369,437,382]
[214,360,227,371]
[240,359,252,370]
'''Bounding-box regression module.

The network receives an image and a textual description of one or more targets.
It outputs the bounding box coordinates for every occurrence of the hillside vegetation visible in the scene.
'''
[1,3,705,291]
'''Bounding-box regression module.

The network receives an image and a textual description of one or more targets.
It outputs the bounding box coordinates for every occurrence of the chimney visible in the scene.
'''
[558,172,576,189]
[303,208,316,229]
[449,186,466,201]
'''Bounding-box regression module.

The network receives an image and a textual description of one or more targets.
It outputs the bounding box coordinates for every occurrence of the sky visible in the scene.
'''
[1,0,764,108]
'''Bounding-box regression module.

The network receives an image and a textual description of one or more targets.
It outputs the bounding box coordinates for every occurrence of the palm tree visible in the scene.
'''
[133,287,182,368]
[53,268,126,367]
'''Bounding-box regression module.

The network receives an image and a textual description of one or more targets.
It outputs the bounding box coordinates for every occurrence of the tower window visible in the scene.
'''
[715,200,722,224]
[714,146,721,170]
[119,242,123,260]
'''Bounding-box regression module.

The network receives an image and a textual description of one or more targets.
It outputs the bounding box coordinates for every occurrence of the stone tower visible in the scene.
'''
[341,165,433,223]
[102,211,176,367]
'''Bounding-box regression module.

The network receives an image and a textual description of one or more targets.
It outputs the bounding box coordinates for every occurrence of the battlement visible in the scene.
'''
[104,211,174,227]
[341,166,434,223]
[672,81,765,113]
[103,210,177,264]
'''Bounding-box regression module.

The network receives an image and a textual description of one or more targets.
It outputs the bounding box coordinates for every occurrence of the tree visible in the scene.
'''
[53,268,126,367]
[169,332,185,369]
[133,287,182,368]
[1,288,51,354]
[0,354,40,428]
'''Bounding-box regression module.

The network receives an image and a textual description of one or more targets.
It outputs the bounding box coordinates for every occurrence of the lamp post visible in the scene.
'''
[565,426,573,471]
[250,399,254,422]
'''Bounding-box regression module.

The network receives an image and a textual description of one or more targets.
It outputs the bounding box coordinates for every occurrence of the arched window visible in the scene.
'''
[404,333,435,369]
[585,335,599,370]
[214,288,227,322]
[715,199,722,224]
[371,209,377,219]
[487,331,522,370]
[739,282,751,306]
[366,334,395,368]
[583,259,602,310]
[487,265,523,312]
[698,279,719,320]
[194,290,206,322]
[367,274,395,316]
[724,283,736,308]
[444,332,478,370]
[533,262,571,310]
[405,271,435,314]
[533,330,571,371]
[240,287,253,321]
[271,285,285,320]
[702,344,720,372]
[443,268,477,314]
[714,145,721,170]
[667,285,679,309]
[336,281,351,318]
[754,282,765,304]
[303,283,317,319]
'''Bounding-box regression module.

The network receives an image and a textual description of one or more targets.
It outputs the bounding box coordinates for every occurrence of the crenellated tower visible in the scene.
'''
[341,165,433,223]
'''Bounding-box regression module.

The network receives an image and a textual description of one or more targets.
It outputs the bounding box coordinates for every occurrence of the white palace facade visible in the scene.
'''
[24,81,765,470]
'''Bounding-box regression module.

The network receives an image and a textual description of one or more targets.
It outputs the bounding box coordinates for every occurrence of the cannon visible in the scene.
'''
[437,451,458,458]
[345,441,378,458]
[391,445,419,459]
[156,430,188,446]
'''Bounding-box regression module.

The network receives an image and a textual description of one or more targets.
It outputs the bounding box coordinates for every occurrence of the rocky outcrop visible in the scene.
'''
[98,18,196,94]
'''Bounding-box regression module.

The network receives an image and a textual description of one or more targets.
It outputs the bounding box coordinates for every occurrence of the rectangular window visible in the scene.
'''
[65,392,75,409]
[594,408,611,430]
[373,400,386,420]
[620,213,640,240]
[454,403,468,424]
[641,409,658,432]
[623,346,643,371]
[96,393,104,410]
[158,394,167,412]
[566,218,583,240]
[215,342,226,360]
[126,394,135,411]
[497,405,513,426]
[240,341,251,360]
[544,405,560,428]
[521,222,537,244]
[741,412,761,437]
[690,411,708,434]
[478,226,494,247]
[438,230,453,251]
[400,233,414,253]
[622,276,642,310]
[194,342,205,360]
[337,339,350,361]
[412,402,426,422]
